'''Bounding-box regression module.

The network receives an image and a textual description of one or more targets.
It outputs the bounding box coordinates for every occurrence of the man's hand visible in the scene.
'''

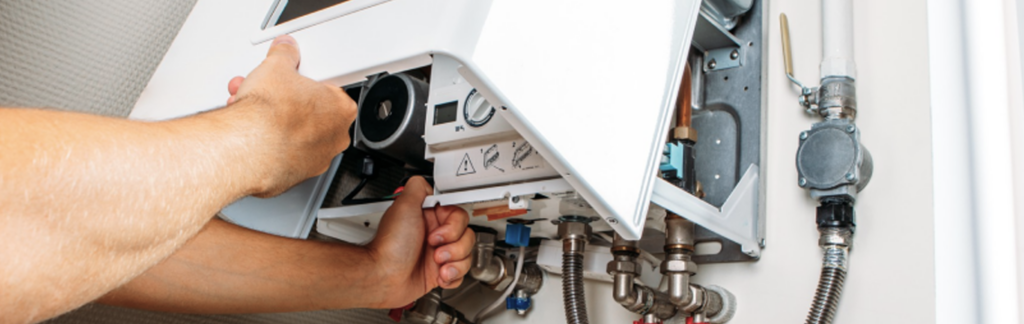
[97,177,477,313]
[224,35,357,197]
[367,177,476,308]
[0,34,358,323]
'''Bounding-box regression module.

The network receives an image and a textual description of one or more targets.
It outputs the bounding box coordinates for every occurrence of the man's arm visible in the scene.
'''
[0,36,357,323]
[96,219,383,313]
[97,177,475,313]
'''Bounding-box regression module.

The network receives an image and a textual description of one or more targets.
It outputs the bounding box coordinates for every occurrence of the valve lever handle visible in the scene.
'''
[779,12,811,97]
[780,13,795,77]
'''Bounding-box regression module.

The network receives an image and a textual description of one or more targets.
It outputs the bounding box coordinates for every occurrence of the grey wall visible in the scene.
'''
[0,0,194,117]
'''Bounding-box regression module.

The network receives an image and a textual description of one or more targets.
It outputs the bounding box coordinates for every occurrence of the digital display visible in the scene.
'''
[434,101,459,125]
[274,0,351,26]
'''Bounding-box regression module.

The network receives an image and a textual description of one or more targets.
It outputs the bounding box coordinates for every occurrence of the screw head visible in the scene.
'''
[798,177,808,187]
[730,49,739,60]
[799,131,809,140]
[376,100,393,120]
[846,125,856,133]
[511,196,520,203]
[606,218,618,224]
[845,172,856,181]
[708,59,717,69]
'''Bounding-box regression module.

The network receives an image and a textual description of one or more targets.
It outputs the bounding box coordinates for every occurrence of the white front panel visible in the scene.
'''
[131,0,482,121]
[134,0,703,244]
[470,0,702,239]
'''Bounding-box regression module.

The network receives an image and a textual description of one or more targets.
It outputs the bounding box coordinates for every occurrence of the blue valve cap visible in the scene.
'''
[505,296,531,311]
[504,223,531,247]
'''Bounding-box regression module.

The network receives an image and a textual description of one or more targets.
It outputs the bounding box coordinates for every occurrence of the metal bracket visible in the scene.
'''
[693,11,744,72]
[651,165,762,258]
[509,194,529,210]
[705,47,743,71]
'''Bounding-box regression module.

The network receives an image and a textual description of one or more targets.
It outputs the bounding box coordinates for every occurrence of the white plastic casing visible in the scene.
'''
[132,0,702,240]
[425,55,559,192]
[424,55,517,154]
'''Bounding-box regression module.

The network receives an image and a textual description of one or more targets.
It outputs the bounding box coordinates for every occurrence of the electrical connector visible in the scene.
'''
[659,142,684,180]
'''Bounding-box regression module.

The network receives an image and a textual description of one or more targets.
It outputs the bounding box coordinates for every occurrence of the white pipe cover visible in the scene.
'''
[821,0,856,80]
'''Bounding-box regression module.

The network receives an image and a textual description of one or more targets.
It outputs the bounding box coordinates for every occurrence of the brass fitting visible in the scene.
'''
[673,126,698,143]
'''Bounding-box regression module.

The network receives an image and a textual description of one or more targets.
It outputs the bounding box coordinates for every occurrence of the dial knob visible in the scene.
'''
[464,88,495,127]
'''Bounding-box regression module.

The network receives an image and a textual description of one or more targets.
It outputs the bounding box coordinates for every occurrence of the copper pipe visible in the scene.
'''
[678,63,693,128]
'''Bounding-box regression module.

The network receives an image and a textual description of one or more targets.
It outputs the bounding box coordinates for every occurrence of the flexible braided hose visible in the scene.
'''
[805,246,848,324]
[562,251,589,324]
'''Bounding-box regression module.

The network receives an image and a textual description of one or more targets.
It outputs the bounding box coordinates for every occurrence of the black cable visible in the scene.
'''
[341,156,393,205]
[341,177,394,205]
[342,177,369,202]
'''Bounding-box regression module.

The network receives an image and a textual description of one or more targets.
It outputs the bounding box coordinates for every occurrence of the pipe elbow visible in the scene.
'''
[470,256,504,285]
[610,274,634,303]
[612,288,637,305]
[666,273,692,306]
[611,273,638,305]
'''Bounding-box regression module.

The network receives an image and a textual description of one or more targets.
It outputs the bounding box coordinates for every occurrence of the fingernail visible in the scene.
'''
[438,251,451,263]
[446,267,459,281]
[432,235,444,245]
[272,35,297,46]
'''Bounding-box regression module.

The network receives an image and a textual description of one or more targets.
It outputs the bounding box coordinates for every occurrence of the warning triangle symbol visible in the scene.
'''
[457,153,477,176]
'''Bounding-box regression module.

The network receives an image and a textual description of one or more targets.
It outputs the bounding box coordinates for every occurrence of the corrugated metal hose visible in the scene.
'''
[805,246,849,324]
[562,251,588,324]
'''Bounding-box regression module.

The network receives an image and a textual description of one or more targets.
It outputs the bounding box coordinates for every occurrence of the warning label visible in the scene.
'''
[513,142,536,170]
[434,137,559,192]
[457,153,476,176]
[483,144,504,172]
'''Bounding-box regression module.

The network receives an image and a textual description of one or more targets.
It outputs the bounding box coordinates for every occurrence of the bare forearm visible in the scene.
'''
[0,106,269,323]
[97,219,383,313]
[0,35,357,323]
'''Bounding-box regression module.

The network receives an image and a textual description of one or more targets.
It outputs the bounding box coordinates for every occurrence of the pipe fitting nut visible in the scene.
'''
[557,221,592,242]
[476,232,496,245]
[607,260,642,276]
[673,126,698,142]
[660,252,696,274]
[663,258,696,272]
